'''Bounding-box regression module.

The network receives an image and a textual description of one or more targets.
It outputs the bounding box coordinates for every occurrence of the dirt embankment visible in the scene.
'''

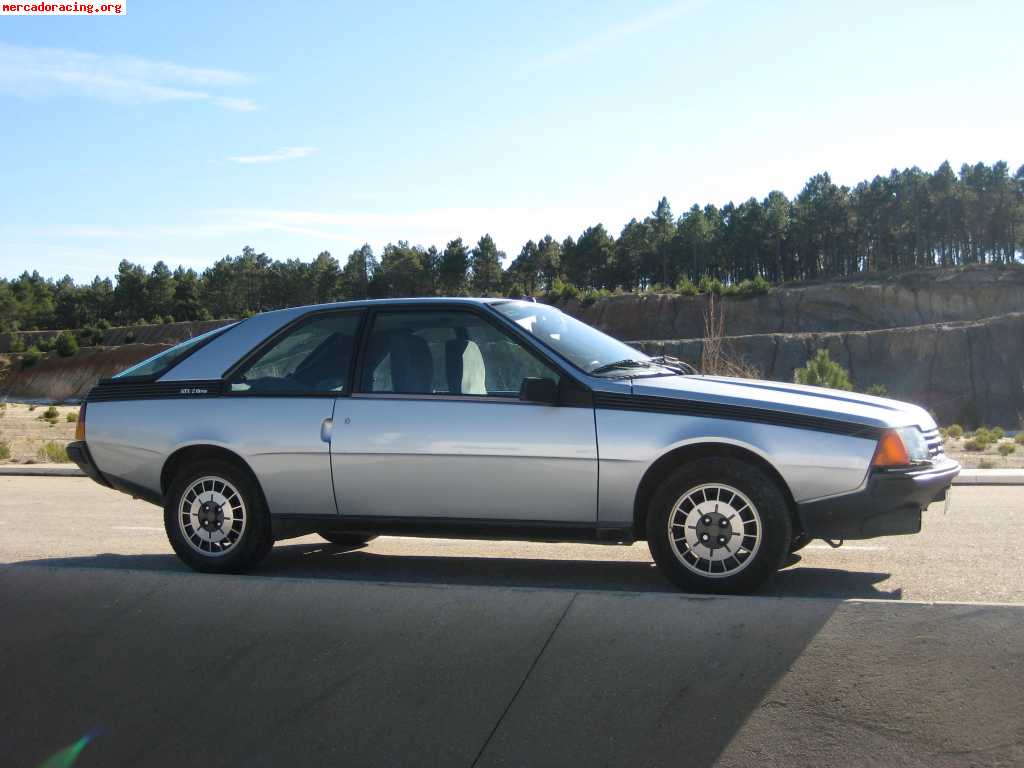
[0,319,232,354]
[0,344,169,402]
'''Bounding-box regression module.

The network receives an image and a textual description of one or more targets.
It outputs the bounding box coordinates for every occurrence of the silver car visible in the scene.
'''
[67,298,959,593]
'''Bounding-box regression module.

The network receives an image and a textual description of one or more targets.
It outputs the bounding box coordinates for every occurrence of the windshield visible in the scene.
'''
[114,324,235,379]
[491,301,654,375]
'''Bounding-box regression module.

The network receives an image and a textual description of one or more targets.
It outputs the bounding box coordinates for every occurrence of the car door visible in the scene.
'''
[329,306,598,523]
[220,310,363,517]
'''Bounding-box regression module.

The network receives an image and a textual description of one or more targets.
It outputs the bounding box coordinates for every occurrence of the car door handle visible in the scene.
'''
[320,418,334,444]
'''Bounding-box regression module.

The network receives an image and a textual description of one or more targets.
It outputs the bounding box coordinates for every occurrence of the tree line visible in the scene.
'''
[1,159,1021,333]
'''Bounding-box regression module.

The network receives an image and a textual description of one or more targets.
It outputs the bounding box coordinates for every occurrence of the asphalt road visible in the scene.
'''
[1,477,1022,603]
[1,477,1022,767]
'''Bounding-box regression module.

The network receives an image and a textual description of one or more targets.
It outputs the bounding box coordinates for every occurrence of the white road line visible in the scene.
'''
[804,544,888,551]
[111,526,164,532]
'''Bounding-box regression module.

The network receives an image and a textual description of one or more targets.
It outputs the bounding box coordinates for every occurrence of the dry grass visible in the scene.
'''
[944,436,1024,469]
[699,295,761,378]
[0,402,77,463]
[36,440,70,463]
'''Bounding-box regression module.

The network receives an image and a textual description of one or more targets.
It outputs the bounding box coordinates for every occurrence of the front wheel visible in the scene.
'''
[164,460,273,573]
[646,457,792,594]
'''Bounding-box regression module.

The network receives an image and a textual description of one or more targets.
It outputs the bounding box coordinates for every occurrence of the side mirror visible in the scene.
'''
[519,376,559,405]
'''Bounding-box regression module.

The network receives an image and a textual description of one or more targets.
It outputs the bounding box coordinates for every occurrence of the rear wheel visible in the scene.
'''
[164,459,273,573]
[646,457,791,594]
[318,532,377,548]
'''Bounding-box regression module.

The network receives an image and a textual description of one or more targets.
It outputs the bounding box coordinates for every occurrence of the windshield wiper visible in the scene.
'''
[646,355,697,375]
[589,359,654,375]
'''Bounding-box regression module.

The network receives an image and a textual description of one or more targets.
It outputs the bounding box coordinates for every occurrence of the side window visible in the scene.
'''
[360,310,558,396]
[229,313,361,394]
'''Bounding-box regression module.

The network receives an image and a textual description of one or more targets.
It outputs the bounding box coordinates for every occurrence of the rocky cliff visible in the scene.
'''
[558,266,1024,340]
[633,313,1024,428]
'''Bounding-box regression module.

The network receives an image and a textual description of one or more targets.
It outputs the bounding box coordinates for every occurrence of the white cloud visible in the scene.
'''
[530,0,710,69]
[229,146,318,164]
[0,43,256,110]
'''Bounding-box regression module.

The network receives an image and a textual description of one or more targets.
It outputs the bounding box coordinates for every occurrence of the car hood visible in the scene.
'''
[627,374,936,432]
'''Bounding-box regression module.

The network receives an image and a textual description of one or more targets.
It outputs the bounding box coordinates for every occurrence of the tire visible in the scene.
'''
[318,532,377,548]
[164,459,274,573]
[646,457,792,594]
[789,532,813,553]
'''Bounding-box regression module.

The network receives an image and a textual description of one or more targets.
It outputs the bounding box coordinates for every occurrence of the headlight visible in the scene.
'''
[896,427,931,462]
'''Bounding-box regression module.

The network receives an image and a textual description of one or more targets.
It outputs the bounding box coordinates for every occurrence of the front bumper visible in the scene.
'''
[66,441,111,489]
[797,459,960,540]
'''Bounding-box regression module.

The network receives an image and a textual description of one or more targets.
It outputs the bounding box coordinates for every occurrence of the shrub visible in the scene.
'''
[1015,432,1024,445]
[55,331,79,358]
[675,277,699,296]
[76,325,102,347]
[998,443,1016,457]
[990,426,1005,440]
[978,459,996,469]
[725,274,771,298]
[96,318,112,330]
[698,275,724,295]
[162,315,175,325]
[580,288,612,307]
[124,330,137,343]
[972,427,993,445]
[40,405,59,422]
[794,349,853,391]
[37,440,70,463]
[0,441,10,460]
[66,411,78,423]
[547,278,580,303]
[21,346,42,369]
[8,334,25,353]
[28,403,37,411]
[946,424,964,439]
[963,438,986,451]
[865,384,888,397]
[35,337,55,353]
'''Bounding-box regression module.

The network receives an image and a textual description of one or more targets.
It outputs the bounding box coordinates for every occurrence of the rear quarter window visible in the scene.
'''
[113,324,236,380]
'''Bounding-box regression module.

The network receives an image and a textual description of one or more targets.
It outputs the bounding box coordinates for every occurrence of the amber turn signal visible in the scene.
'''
[872,429,910,468]
[74,402,86,441]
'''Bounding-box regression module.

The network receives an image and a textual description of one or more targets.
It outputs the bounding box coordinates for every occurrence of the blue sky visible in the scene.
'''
[1,0,1020,283]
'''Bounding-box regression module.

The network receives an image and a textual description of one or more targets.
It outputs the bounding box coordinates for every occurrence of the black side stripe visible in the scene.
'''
[87,379,223,403]
[593,391,886,440]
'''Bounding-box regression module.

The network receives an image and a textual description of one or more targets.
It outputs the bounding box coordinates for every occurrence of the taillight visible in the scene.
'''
[75,402,86,441]
[872,430,910,468]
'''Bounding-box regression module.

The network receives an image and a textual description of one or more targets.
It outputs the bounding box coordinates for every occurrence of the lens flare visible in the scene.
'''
[37,732,94,768]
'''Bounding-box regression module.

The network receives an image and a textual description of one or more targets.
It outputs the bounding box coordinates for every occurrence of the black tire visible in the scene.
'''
[318,532,377,548]
[646,457,792,594]
[789,532,813,553]
[164,459,274,573]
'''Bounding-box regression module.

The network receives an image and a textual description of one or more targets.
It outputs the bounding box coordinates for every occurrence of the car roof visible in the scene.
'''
[257,296,507,317]
[159,296,518,382]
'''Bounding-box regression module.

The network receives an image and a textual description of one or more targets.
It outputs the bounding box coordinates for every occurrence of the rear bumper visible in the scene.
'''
[797,459,960,540]
[66,441,111,489]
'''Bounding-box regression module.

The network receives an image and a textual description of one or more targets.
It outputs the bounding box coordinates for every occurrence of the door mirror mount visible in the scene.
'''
[519,376,560,405]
